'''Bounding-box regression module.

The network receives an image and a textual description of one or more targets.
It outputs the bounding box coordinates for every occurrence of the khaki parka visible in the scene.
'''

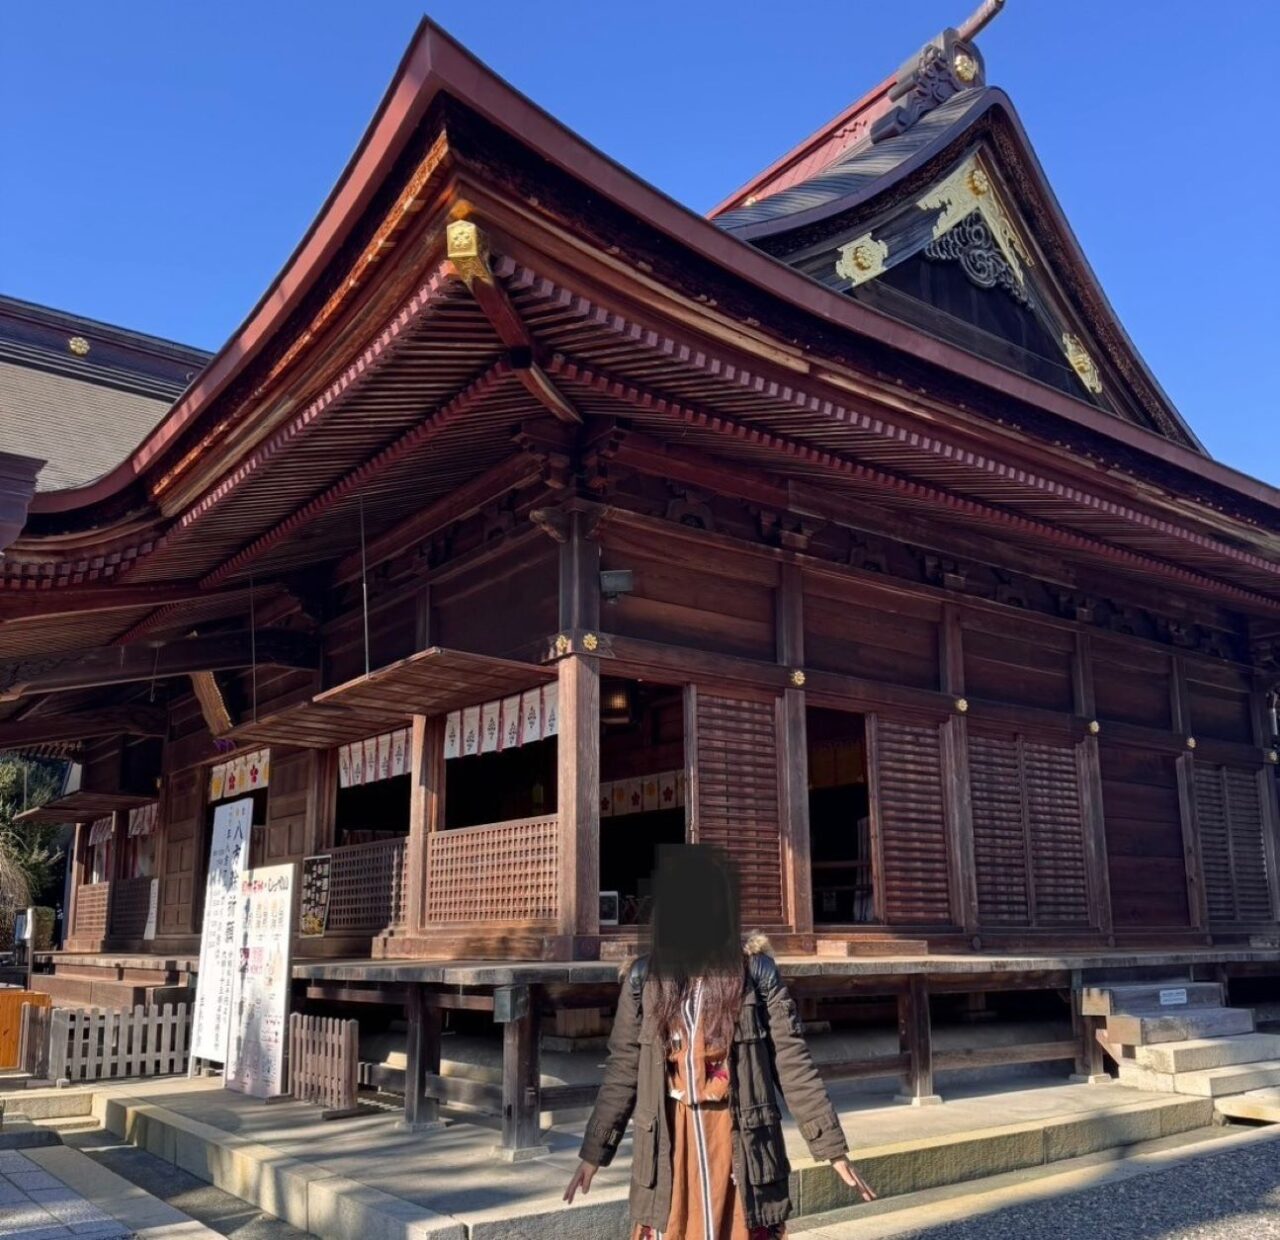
[579,935,848,1232]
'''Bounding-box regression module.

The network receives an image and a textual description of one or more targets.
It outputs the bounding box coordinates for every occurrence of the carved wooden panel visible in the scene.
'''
[1193,764,1274,924]
[160,768,203,935]
[326,838,408,933]
[867,717,952,925]
[426,816,559,923]
[693,693,785,927]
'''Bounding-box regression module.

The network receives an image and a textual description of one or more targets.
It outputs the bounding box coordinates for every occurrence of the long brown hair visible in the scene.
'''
[647,844,744,1052]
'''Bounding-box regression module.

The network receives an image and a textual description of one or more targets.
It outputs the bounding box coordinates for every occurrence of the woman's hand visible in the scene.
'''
[563,1160,598,1204]
[831,1156,876,1201]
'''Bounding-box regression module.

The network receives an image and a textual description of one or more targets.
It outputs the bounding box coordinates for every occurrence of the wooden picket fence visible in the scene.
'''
[20,1003,191,1083]
[287,1012,360,1117]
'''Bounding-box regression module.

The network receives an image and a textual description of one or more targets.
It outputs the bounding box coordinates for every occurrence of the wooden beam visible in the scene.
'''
[0,629,318,701]
[0,581,267,622]
[0,707,166,747]
[775,563,812,936]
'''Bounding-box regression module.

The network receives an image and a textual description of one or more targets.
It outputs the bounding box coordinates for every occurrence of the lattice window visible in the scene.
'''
[108,876,154,939]
[426,816,559,923]
[325,838,409,933]
[74,884,109,938]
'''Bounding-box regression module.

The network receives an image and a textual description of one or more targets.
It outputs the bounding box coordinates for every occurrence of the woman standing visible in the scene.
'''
[564,845,875,1238]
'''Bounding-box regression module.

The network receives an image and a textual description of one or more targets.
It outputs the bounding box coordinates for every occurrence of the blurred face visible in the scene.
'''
[650,844,741,976]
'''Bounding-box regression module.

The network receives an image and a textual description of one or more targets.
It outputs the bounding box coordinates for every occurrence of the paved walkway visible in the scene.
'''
[0,1149,130,1239]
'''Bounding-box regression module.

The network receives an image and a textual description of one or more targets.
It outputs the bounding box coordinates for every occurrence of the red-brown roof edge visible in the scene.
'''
[29,18,1280,523]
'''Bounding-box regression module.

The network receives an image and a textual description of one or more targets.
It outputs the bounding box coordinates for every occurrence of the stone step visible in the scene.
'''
[1215,1087,1280,1124]
[1081,981,1222,1017]
[1134,1032,1280,1074]
[1105,1006,1254,1047]
[1117,1057,1280,1098]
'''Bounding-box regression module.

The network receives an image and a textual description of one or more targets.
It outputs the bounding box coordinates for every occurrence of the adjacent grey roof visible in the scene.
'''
[715,89,989,238]
[0,361,173,491]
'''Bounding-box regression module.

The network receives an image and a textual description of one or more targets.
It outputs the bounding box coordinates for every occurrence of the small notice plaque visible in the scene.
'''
[1158,988,1188,1007]
[299,854,332,938]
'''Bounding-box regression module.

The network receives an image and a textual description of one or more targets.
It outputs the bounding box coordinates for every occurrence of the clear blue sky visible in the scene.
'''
[2,2,1276,483]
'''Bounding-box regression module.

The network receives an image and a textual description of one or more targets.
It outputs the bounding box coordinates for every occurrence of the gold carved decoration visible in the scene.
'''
[1186,737,1197,750]
[582,632,599,652]
[67,336,90,356]
[1267,750,1279,764]
[790,669,806,687]
[1088,720,1101,735]
[1062,332,1104,394]
[834,234,889,286]
[446,218,493,287]
[918,155,1031,285]
[553,633,571,657]
[954,697,969,713]
[953,50,979,83]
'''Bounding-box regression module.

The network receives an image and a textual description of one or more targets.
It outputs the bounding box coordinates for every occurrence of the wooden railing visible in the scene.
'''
[73,883,109,940]
[425,815,559,923]
[108,876,153,939]
[326,838,408,934]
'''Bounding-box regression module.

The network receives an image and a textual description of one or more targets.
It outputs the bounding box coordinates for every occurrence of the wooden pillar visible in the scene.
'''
[1070,972,1109,1084]
[495,984,547,1159]
[776,564,812,936]
[939,607,977,937]
[1175,752,1209,933]
[406,714,441,934]
[557,654,600,946]
[896,975,940,1105]
[1073,635,1113,941]
[66,822,85,947]
[399,983,442,1131]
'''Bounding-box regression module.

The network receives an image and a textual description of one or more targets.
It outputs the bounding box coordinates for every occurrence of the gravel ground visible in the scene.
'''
[58,1125,315,1239]
[893,1134,1280,1239]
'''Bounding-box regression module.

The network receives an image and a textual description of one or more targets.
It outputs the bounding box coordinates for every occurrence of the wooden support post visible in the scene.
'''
[495,984,548,1159]
[1175,752,1209,934]
[776,564,812,936]
[405,715,440,934]
[896,976,941,1106]
[1070,972,1109,1084]
[558,655,600,948]
[941,717,977,938]
[398,984,443,1131]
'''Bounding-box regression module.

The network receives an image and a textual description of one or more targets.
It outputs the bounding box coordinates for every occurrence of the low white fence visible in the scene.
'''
[20,1002,191,1083]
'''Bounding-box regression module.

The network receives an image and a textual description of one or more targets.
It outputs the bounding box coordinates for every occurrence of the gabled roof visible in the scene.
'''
[0,296,209,492]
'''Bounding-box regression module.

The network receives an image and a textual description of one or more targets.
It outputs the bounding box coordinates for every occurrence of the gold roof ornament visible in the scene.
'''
[834,234,889,286]
[1062,332,1104,395]
[67,336,90,356]
[919,155,1032,285]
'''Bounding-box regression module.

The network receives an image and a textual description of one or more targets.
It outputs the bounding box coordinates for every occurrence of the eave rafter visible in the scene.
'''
[496,261,1278,595]
[547,353,1280,614]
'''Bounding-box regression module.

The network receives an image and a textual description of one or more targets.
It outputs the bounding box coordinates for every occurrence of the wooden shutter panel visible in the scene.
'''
[969,735,1029,925]
[968,735,1090,928]
[1023,740,1090,926]
[693,692,784,926]
[159,768,202,935]
[868,717,951,925]
[1193,763,1274,924]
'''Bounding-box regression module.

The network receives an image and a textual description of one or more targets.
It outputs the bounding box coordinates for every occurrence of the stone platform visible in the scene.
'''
[16,1073,1217,1240]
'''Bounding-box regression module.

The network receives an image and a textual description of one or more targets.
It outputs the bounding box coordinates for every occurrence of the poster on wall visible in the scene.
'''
[142,877,159,941]
[225,862,295,1099]
[299,854,332,937]
[190,797,253,1065]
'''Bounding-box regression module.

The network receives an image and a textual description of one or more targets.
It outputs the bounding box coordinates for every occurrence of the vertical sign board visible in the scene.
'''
[142,877,159,941]
[190,798,253,1065]
[226,862,295,1098]
[299,854,332,937]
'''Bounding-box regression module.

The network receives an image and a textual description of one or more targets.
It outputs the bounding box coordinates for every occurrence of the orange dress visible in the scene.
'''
[632,980,785,1240]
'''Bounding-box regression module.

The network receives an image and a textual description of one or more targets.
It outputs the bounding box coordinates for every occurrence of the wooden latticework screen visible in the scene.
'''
[326,838,408,933]
[1193,763,1274,924]
[108,876,153,939]
[866,716,951,925]
[969,734,1090,927]
[426,816,559,923]
[74,883,109,939]
[693,692,785,927]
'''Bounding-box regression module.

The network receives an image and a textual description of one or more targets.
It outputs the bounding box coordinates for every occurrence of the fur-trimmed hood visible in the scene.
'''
[617,930,772,980]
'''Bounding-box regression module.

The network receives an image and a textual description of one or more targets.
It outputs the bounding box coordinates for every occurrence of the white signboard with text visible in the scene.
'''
[190,798,253,1064]
[226,862,295,1098]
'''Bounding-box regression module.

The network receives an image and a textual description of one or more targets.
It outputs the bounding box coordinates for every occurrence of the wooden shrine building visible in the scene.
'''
[3,9,1280,1023]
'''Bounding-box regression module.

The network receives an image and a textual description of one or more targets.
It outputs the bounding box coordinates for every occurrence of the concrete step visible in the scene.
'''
[1081,981,1222,1017]
[1117,1058,1280,1098]
[1134,1032,1280,1074]
[1215,1087,1280,1124]
[1105,1006,1254,1046]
